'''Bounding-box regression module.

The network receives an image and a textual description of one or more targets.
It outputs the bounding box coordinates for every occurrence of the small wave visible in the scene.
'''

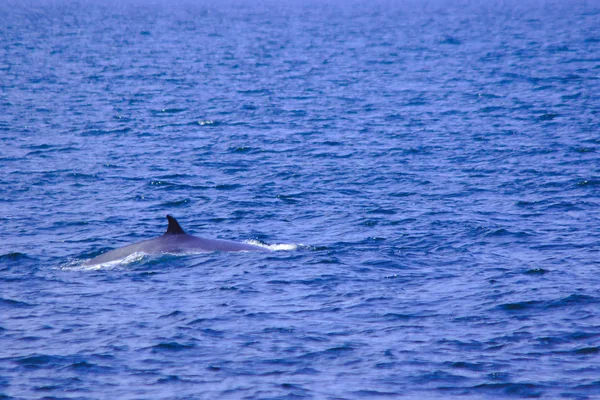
[538,113,559,121]
[495,300,544,312]
[472,382,543,397]
[15,354,57,367]
[578,179,600,187]
[548,294,599,308]
[188,119,217,126]
[495,294,599,313]
[0,252,29,261]
[440,36,461,45]
[214,183,242,190]
[160,199,191,207]
[0,298,35,308]
[299,345,355,361]
[154,108,187,114]
[524,268,548,275]
[66,361,99,370]
[156,375,185,384]
[148,342,195,352]
[81,127,132,136]
[352,390,403,397]
[573,346,600,355]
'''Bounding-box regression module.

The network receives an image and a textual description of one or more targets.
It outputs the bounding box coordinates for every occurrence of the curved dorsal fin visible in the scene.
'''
[165,215,186,235]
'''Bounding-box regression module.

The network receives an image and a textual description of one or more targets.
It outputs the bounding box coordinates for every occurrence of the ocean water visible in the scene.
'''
[1,0,600,398]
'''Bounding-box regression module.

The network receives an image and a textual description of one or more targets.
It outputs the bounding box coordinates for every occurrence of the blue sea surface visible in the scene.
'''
[2,0,600,398]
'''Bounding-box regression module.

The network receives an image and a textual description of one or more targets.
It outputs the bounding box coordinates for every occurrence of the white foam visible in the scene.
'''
[62,252,147,271]
[245,240,300,251]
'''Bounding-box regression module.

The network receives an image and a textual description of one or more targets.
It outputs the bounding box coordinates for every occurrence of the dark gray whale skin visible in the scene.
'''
[84,215,270,266]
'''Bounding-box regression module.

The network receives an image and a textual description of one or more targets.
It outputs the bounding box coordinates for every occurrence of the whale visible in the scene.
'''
[84,215,271,266]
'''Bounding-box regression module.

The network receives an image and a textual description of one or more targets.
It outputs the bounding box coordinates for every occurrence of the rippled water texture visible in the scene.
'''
[1,0,600,398]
